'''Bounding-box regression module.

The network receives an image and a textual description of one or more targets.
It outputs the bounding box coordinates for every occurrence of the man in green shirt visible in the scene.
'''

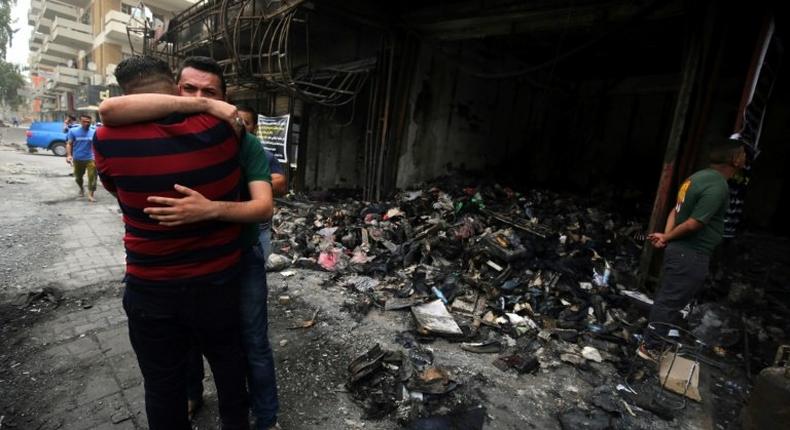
[638,138,746,362]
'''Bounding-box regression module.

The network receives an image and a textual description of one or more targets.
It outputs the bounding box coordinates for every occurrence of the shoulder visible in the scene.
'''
[242,132,260,146]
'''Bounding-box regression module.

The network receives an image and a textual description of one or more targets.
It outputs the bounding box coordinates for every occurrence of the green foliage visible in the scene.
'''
[0,0,18,60]
[0,59,24,108]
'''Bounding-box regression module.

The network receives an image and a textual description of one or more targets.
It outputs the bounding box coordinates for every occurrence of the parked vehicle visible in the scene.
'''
[25,122,70,156]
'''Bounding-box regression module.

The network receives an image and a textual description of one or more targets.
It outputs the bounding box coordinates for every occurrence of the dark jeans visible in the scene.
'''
[240,242,279,428]
[124,280,249,430]
[188,244,279,428]
[644,244,710,348]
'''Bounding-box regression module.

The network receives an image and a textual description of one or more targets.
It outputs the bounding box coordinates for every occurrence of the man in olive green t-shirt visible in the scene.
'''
[637,138,746,362]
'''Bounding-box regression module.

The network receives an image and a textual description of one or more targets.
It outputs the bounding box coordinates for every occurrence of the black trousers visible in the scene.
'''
[645,244,710,348]
[124,280,249,430]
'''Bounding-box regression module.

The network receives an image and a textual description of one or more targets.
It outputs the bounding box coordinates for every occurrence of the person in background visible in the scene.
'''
[637,138,746,363]
[236,105,288,258]
[65,114,97,202]
[62,114,76,133]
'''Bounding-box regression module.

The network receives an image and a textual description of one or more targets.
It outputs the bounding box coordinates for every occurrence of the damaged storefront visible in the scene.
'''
[135,0,790,428]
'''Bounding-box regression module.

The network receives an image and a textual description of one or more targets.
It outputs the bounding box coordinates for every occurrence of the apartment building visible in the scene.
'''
[27,0,196,119]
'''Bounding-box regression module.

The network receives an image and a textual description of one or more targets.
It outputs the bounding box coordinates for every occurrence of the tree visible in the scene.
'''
[0,0,18,60]
[0,59,24,108]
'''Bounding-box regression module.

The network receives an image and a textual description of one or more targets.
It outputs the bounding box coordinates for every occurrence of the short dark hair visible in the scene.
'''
[709,138,744,164]
[115,55,174,94]
[79,114,92,121]
[176,56,226,96]
[236,105,257,119]
[66,115,76,121]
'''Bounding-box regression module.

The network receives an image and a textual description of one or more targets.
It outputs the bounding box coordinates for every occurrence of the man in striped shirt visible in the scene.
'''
[94,55,260,430]
[99,57,280,430]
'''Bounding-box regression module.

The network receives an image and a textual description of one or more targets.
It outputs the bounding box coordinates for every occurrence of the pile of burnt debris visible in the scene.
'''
[267,178,789,428]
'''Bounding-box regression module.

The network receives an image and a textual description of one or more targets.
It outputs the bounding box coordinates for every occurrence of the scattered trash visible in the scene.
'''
[460,340,503,354]
[657,353,702,402]
[266,180,786,427]
[581,346,603,363]
[291,308,320,329]
[411,300,463,336]
[266,253,291,272]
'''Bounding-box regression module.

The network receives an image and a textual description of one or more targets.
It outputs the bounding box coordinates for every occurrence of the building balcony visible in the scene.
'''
[33,16,52,35]
[28,0,43,25]
[96,10,137,46]
[41,0,78,21]
[29,51,42,66]
[52,67,80,89]
[41,39,78,61]
[77,69,102,86]
[28,11,38,27]
[31,30,46,44]
[30,40,43,52]
[37,52,69,67]
[140,0,198,12]
[51,16,93,49]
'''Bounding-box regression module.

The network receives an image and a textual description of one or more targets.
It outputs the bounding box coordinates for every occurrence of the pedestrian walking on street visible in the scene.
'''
[62,114,76,133]
[93,55,252,430]
[65,114,97,202]
[638,138,746,362]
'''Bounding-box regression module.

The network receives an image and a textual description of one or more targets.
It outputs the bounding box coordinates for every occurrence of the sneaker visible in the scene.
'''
[636,343,659,364]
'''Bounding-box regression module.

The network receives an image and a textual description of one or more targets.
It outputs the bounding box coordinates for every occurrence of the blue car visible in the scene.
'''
[26,122,72,156]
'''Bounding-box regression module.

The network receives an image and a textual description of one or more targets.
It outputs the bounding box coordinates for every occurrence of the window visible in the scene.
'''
[121,3,134,15]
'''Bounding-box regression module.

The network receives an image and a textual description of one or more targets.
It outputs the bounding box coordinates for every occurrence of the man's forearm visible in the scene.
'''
[66,142,73,157]
[664,210,677,234]
[99,94,210,126]
[212,199,273,223]
[664,218,703,242]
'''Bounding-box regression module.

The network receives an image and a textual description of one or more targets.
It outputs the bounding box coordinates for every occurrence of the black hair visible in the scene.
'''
[176,56,226,96]
[114,55,174,94]
[236,105,257,119]
[79,114,92,120]
[709,138,744,164]
[66,115,76,121]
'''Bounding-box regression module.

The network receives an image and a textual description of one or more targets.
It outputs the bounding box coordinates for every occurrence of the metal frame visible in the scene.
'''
[126,0,375,107]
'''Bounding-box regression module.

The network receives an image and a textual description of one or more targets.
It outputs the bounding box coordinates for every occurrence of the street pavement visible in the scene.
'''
[0,134,196,429]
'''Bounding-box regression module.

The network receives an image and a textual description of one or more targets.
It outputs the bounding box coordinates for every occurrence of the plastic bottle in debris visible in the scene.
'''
[432,286,449,305]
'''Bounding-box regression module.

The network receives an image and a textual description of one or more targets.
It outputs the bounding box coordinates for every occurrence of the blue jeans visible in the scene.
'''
[240,243,279,428]
[259,225,272,261]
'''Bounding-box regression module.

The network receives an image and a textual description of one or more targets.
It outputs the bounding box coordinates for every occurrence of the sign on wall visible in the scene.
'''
[256,114,290,163]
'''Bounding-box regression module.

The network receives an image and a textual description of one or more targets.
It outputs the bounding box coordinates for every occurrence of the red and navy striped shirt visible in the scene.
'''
[93,114,242,286]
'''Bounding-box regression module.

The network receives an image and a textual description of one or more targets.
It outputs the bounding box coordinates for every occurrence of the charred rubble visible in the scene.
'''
[266,177,789,428]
